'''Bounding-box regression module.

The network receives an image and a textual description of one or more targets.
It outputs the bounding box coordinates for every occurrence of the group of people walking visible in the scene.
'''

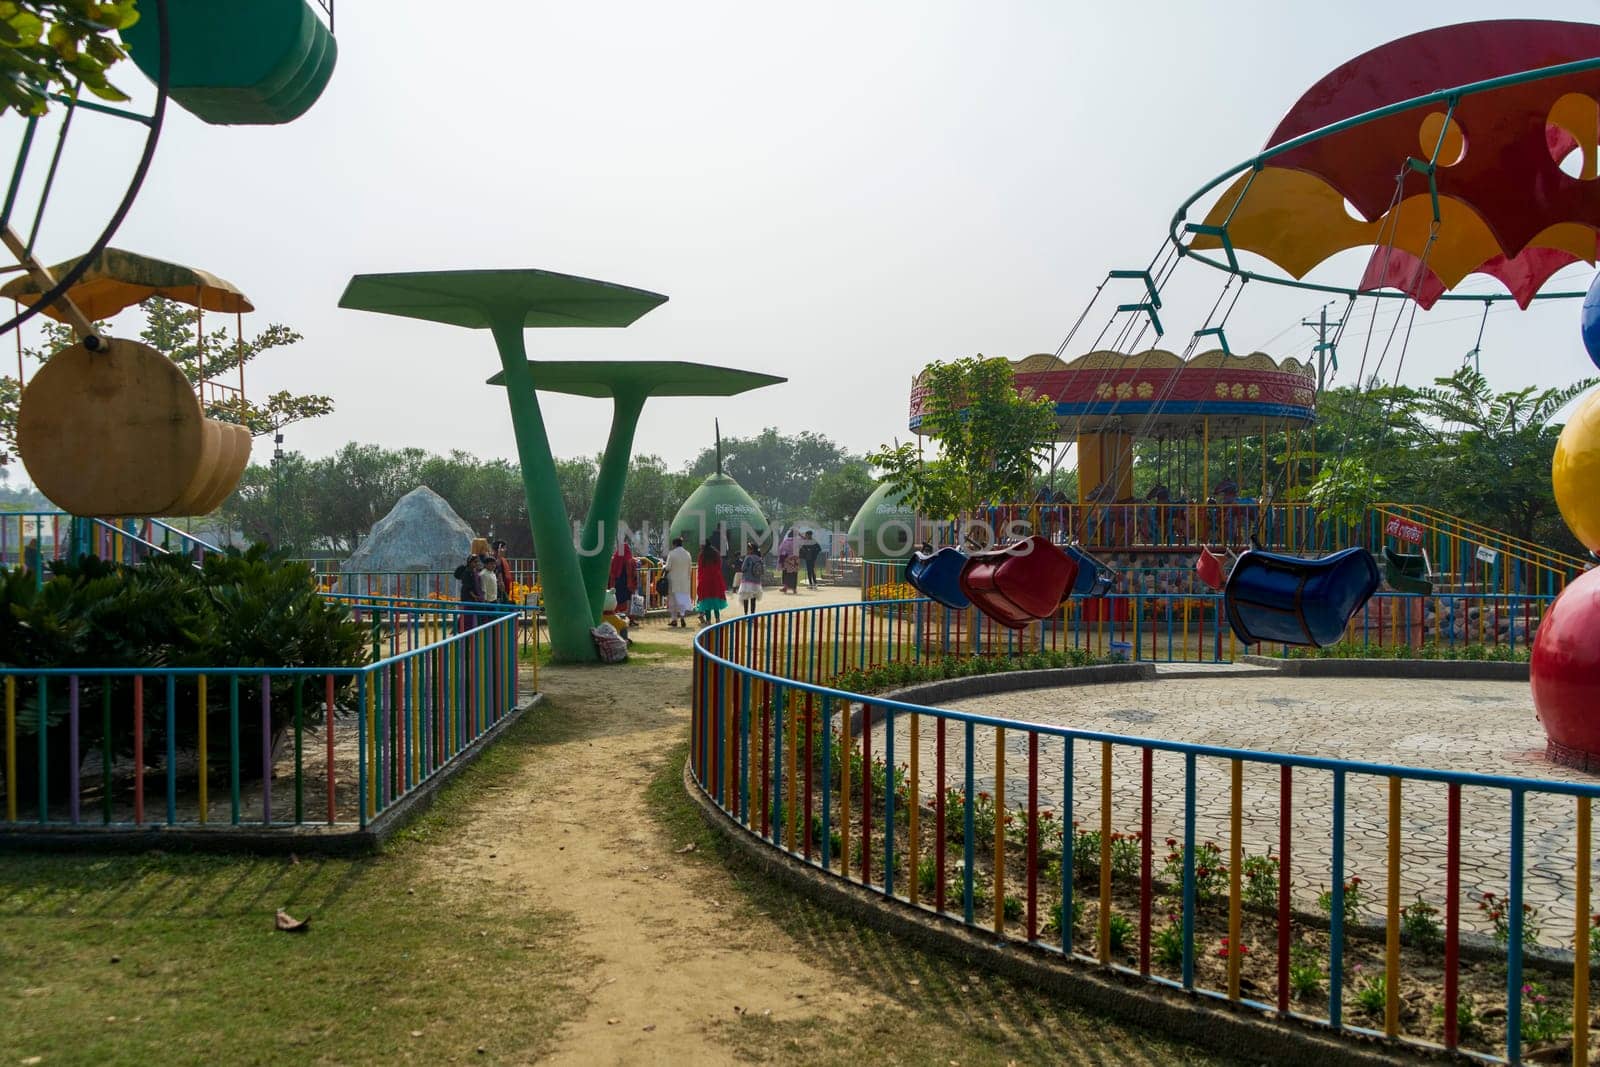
[640,526,823,627]
[460,527,826,634]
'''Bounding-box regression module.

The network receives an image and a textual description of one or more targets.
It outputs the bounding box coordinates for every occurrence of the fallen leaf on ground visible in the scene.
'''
[274,909,310,933]
[674,842,697,853]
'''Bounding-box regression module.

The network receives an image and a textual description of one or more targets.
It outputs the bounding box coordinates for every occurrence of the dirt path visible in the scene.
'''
[427,585,1228,1066]
[431,610,877,1066]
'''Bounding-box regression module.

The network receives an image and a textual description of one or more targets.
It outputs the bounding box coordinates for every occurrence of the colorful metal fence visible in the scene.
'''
[0,594,527,833]
[298,558,539,602]
[690,599,1592,1063]
[904,502,1581,597]
[854,572,1550,663]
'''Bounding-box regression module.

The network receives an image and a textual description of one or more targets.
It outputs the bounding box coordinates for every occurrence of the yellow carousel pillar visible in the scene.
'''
[1076,431,1133,504]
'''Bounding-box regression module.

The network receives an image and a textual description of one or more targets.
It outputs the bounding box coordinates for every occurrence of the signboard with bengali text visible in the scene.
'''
[1385,517,1424,544]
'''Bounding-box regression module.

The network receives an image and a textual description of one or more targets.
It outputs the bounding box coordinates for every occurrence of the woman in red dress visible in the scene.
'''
[696,540,729,624]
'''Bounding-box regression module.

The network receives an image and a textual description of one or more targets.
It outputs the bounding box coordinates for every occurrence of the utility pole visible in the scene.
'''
[1302,301,1338,393]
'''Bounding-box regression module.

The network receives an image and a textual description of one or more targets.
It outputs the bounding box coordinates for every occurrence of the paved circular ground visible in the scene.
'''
[874,669,1598,948]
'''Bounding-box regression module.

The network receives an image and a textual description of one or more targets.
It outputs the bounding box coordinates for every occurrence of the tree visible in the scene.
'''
[0,1,140,118]
[5,298,334,465]
[807,461,876,524]
[687,428,857,509]
[0,373,18,467]
[413,451,530,554]
[619,453,695,536]
[554,456,597,526]
[136,296,334,437]
[1409,367,1597,547]
[869,356,1057,537]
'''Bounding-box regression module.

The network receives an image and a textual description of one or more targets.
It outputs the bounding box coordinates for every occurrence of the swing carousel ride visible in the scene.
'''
[899,18,1600,691]
[1,0,337,518]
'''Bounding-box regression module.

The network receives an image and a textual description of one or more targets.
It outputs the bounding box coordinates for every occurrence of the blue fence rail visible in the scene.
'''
[1,595,525,832]
[690,599,1594,1063]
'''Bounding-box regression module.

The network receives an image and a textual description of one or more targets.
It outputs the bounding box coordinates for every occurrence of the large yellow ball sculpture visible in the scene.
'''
[1553,386,1600,556]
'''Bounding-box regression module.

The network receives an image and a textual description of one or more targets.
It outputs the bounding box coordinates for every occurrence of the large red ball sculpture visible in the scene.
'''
[1532,567,1600,771]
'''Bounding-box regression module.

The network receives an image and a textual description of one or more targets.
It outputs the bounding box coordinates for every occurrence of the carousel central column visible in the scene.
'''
[1075,431,1134,503]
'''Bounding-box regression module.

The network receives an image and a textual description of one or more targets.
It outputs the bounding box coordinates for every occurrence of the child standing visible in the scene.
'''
[737,541,765,614]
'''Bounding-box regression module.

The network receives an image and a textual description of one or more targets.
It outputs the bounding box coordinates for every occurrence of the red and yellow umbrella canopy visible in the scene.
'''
[1190,19,1600,308]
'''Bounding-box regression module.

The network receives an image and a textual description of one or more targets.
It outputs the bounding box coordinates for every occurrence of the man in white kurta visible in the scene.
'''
[665,536,694,627]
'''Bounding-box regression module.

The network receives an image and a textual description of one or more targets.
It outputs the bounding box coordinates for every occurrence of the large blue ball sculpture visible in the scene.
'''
[1583,271,1600,371]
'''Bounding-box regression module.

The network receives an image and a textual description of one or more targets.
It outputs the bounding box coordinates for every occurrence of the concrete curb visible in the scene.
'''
[1241,655,1529,681]
[0,692,542,856]
[682,758,1431,1066]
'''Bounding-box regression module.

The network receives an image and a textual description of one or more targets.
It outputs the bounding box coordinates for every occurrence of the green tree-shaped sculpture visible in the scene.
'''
[339,269,783,662]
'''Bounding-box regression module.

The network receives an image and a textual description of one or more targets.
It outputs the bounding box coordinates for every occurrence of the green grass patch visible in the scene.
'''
[623,639,694,663]
[1284,640,1530,662]
[645,744,1231,1066]
[1,705,584,1065]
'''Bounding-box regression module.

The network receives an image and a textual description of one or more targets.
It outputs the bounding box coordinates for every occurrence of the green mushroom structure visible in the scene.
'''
[339,268,783,662]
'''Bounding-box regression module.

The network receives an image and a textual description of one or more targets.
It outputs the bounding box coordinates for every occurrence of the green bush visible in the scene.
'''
[1285,640,1529,663]
[0,548,373,797]
[831,647,1101,697]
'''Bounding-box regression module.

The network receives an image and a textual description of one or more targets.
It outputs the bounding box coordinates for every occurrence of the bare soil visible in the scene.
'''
[425,596,1229,1065]
[426,620,873,1065]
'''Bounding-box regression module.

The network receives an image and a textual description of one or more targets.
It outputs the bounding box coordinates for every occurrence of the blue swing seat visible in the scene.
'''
[1223,545,1380,647]
[905,547,970,609]
[1064,544,1115,598]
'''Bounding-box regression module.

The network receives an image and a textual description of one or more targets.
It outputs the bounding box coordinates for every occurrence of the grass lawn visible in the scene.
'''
[0,711,581,1066]
[645,743,1233,1067]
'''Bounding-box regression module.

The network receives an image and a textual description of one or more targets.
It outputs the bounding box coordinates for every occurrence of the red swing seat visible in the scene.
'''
[958,536,1079,630]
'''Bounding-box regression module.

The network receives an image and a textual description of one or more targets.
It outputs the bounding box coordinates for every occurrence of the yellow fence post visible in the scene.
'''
[994,726,1006,935]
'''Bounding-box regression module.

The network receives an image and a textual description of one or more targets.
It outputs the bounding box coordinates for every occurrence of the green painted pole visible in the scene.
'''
[581,388,647,615]
[489,319,599,662]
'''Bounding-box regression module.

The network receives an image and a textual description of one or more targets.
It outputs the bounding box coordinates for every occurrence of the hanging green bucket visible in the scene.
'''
[122,0,337,126]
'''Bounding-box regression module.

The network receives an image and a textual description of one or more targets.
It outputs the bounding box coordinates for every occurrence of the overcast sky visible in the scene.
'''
[11,1,1600,476]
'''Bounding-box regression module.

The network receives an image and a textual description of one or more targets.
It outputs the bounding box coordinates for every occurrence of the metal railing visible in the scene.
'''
[931,502,1329,553]
[690,599,1594,1063]
[297,558,539,601]
[1368,504,1583,597]
[853,574,1548,663]
[0,594,528,833]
